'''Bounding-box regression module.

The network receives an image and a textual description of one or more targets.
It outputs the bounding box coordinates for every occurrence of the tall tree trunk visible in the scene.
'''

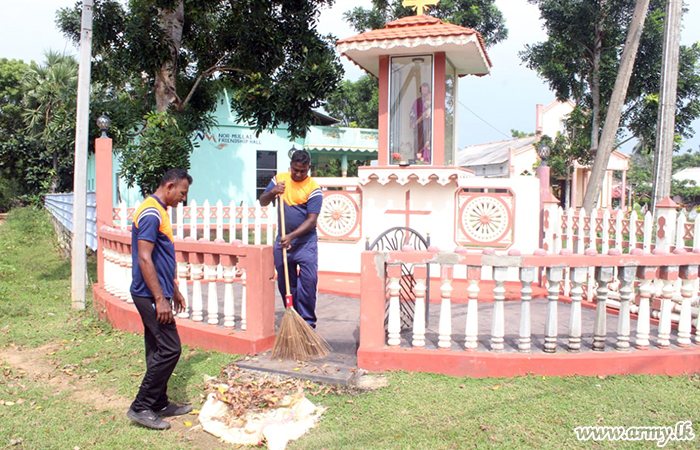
[51,149,58,193]
[582,0,651,212]
[651,0,683,207]
[154,1,184,112]
[589,7,605,156]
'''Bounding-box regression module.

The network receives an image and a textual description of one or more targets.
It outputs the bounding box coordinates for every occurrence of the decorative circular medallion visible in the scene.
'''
[318,193,358,238]
[460,196,510,243]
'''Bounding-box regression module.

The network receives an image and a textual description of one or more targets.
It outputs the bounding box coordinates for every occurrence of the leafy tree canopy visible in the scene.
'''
[57,0,344,195]
[521,0,700,154]
[324,75,379,129]
[344,0,508,48]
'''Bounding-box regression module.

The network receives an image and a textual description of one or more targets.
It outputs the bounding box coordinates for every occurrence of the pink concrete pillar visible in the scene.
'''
[571,168,578,209]
[95,137,113,287]
[239,246,276,340]
[359,251,387,352]
[655,197,679,253]
[535,104,543,134]
[377,55,389,166]
[433,52,446,166]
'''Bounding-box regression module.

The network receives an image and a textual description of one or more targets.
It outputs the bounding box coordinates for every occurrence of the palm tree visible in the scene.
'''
[21,51,78,193]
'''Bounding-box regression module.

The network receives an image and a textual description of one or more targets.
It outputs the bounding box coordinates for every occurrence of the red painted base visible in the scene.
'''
[357,346,700,378]
[93,285,275,355]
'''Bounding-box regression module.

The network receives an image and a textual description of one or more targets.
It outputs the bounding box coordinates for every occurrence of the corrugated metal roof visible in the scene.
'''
[457,136,537,167]
[673,167,700,184]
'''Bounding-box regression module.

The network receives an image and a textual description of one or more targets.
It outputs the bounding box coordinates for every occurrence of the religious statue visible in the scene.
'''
[409,82,432,164]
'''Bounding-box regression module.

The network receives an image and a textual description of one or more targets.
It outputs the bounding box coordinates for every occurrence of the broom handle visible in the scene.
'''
[278,194,293,307]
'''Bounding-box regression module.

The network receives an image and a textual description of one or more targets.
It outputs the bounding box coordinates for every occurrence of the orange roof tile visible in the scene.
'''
[337,15,491,67]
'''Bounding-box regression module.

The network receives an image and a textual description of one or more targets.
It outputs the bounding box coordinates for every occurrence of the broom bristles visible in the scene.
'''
[271,306,332,361]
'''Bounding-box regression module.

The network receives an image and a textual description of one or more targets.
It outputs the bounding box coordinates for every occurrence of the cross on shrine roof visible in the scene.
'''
[403,0,440,16]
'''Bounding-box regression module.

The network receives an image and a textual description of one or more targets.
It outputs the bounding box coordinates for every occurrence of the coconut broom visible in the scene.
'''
[271,194,331,361]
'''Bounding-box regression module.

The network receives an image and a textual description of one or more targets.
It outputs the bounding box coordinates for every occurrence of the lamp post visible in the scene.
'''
[97,112,111,138]
[536,142,552,204]
[536,141,552,252]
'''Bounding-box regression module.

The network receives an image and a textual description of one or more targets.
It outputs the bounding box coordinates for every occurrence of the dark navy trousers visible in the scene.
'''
[130,295,181,413]
[273,239,318,327]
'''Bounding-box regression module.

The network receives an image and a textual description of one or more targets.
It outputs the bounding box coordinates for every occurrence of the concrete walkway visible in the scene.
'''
[187,281,670,385]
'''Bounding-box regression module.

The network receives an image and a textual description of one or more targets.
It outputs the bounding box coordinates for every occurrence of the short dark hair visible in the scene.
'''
[290,149,311,166]
[160,169,193,187]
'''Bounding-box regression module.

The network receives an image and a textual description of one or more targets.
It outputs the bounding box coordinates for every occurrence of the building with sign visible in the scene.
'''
[87,91,378,206]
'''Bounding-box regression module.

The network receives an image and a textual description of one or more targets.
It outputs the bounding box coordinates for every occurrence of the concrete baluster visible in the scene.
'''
[189,252,204,322]
[678,264,698,347]
[386,264,402,347]
[118,243,129,301]
[593,265,614,351]
[568,266,587,352]
[518,266,536,353]
[635,262,656,349]
[176,249,189,319]
[204,252,220,325]
[616,265,636,351]
[491,266,507,352]
[221,255,236,328]
[657,263,678,348]
[412,265,427,348]
[464,265,481,351]
[438,264,454,350]
[544,266,563,353]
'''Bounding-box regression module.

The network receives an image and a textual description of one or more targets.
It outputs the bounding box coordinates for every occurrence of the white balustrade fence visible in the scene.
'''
[44,192,98,250]
[370,250,700,357]
[101,233,249,332]
[113,199,278,245]
[543,206,700,255]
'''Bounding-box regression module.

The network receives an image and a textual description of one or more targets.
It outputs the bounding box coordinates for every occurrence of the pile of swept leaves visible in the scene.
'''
[205,364,348,427]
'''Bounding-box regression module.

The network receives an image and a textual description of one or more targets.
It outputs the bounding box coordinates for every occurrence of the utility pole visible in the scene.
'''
[71,0,94,310]
[651,0,683,210]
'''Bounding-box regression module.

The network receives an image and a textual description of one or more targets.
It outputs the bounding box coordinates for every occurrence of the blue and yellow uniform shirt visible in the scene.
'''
[130,195,177,299]
[263,173,323,245]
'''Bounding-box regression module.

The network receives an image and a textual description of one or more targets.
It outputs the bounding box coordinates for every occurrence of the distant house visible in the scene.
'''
[673,167,700,185]
[457,100,630,210]
[87,92,378,206]
[457,136,538,178]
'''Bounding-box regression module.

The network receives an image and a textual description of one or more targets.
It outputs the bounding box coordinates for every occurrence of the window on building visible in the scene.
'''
[256,151,277,199]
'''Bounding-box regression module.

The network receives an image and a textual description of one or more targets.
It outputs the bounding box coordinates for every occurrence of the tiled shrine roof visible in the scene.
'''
[336,15,492,78]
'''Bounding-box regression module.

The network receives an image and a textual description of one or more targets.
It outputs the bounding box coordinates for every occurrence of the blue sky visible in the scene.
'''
[2,0,699,153]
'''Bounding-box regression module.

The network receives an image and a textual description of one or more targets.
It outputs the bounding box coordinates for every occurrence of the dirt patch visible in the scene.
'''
[0,213,6,226]
[0,344,226,449]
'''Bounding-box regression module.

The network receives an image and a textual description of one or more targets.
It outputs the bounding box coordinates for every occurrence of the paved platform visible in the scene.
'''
[190,280,672,385]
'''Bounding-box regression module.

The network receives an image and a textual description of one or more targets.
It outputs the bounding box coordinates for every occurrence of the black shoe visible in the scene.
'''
[157,403,193,417]
[126,408,171,430]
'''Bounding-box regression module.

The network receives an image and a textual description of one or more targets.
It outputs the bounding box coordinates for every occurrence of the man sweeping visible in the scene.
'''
[259,149,322,329]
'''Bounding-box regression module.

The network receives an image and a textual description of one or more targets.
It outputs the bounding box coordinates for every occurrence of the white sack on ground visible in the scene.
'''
[199,391,326,450]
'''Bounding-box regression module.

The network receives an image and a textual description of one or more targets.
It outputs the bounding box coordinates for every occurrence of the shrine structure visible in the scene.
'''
[315,5,541,276]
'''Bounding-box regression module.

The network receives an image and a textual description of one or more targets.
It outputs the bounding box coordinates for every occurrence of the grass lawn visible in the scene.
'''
[1,208,700,449]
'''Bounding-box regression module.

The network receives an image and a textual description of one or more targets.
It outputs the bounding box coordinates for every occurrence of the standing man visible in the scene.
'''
[259,149,323,328]
[126,169,193,430]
